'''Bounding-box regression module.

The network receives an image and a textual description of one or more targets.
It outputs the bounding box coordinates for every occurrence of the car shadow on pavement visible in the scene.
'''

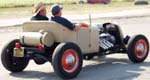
[9,57,150,80]
[10,70,61,80]
[76,57,150,80]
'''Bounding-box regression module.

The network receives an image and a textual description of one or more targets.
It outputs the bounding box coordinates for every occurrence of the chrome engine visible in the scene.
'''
[99,33,116,50]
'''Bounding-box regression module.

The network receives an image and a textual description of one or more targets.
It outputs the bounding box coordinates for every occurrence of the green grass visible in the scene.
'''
[1,0,150,7]
[0,0,136,8]
[1,0,150,8]
[0,0,72,8]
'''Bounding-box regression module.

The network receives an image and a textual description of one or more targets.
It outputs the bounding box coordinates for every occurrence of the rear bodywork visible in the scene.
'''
[22,21,99,54]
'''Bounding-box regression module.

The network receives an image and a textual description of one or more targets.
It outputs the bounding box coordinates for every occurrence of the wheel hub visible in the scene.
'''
[65,54,75,66]
[136,43,144,53]
[62,49,79,73]
[135,39,148,58]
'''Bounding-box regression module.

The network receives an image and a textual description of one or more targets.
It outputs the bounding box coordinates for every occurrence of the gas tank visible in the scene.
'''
[20,32,54,47]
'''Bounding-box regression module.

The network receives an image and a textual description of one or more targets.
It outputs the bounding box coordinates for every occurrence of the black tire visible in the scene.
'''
[127,34,149,63]
[52,42,83,79]
[1,39,29,72]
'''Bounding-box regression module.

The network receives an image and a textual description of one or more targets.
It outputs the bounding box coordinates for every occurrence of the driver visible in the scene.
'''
[50,4,80,31]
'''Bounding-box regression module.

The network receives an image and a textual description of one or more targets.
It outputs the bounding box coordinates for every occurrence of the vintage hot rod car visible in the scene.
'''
[1,21,149,79]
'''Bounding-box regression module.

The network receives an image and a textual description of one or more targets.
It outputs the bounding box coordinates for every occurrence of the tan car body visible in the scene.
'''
[21,21,100,54]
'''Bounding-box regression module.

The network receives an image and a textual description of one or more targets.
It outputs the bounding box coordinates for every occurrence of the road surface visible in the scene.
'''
[0,17,150,80]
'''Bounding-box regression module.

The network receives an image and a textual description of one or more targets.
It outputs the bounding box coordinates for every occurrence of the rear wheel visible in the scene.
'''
[52,42,83,79]
[127,35,149,63]
[1,39,29,72]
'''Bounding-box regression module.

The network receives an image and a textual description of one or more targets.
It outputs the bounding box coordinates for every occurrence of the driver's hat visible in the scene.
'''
[50,4,63,15]
[32,2,46,16]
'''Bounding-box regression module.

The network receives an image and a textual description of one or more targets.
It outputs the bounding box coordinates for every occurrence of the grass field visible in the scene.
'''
[0,0,79,8]
[0,0,150,8]
[0,0,135,8]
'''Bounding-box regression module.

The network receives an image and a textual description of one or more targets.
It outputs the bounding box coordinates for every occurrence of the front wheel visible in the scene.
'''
[127,34,149,63]
[52,42,83,79]
[1,39,29,72]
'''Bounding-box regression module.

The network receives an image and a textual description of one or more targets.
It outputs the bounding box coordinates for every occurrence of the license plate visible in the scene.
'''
[13,48,24,57]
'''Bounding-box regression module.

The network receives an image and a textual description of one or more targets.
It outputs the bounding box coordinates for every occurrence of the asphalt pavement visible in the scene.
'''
[0,16,150,80]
